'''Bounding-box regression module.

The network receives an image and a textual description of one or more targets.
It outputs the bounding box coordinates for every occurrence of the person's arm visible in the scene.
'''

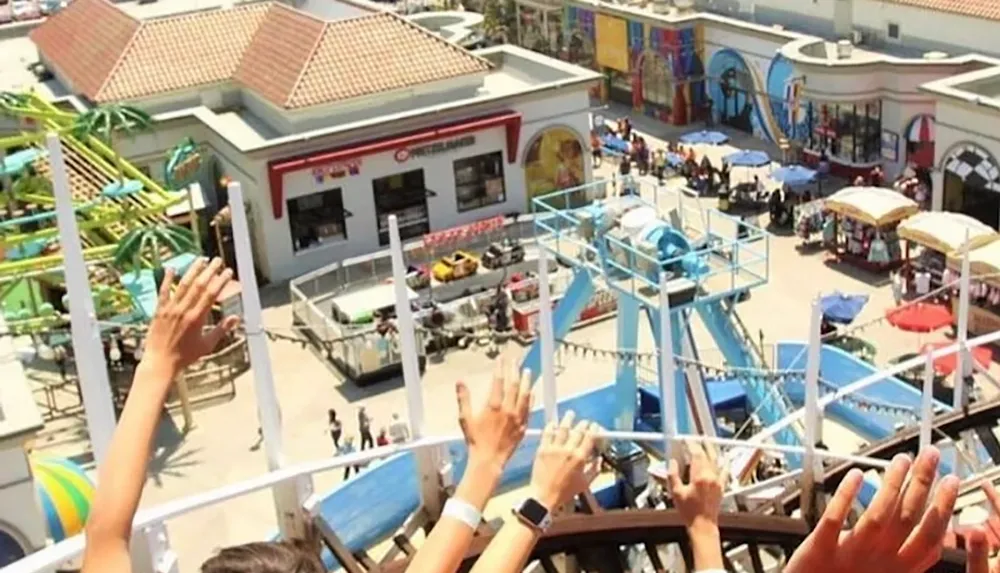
[470,412,599,573]
[82,258,238,573]
[406,359,532,573]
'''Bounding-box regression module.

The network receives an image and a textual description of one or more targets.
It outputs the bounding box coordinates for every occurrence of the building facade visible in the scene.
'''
[511,0,1000,229]
[27,0,599,282]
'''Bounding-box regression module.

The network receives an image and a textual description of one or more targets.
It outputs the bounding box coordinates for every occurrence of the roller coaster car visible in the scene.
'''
[481,238,525,270]
[432,251,479,282]
[405,265,430,290]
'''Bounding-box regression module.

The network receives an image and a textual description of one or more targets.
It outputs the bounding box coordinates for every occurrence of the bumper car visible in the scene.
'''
[481,238,525,270]
[432,250,480,282]
[405,265,430,290]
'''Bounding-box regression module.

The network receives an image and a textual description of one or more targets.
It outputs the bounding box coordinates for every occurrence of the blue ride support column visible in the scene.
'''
[614,293,641,432]
[646,308,692,435]
[521,269,596,383]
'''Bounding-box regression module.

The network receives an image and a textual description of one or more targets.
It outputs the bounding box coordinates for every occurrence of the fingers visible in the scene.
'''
[855,454,911,538]
[557,410,576,443]
[811,468,863,546]
[456,380,472,436]
[502,357,519,413]
[487,358,503,408]
[966,527,990,573]
[566,419,589,450]
[578,422,598,461]
[897,475,959,570]
[542,421,558,444]
[174,256,207,302]
[203,315,239,350]
[157,267,176,308]
[186,257,224,310]
[200,267,234,311]
[516,368,532,421]
[983,479,1000,516]
[665,457,684,496]
[888,447,940,548]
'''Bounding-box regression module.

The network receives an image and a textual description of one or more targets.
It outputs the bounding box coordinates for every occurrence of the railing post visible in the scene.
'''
[388,215,443,518]
[954,237,971,482]
[658,272,676,461]
[48,132,116,464]
[130,523,178,573]
[228,183,312,539]
[538,248,558,424]
[920,351,935,451]
[801,298,822,526]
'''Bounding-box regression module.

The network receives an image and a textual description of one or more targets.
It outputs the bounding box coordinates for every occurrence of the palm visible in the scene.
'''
[72,103,153,183]
[114,223,197,272]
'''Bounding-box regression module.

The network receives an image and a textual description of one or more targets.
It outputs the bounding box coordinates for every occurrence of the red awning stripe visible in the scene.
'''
[906,114,935,143]
[267,110,522,219]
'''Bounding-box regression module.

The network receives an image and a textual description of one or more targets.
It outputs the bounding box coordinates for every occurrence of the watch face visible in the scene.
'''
[520,498,549,525]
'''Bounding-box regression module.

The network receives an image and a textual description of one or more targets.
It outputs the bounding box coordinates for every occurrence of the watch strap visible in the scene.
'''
[442,498,482,530]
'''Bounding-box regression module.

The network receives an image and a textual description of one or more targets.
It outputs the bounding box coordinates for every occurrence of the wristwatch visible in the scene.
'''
[512,498,552,532]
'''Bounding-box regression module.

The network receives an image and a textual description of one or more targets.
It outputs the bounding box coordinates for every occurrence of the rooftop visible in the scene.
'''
[879,0,1000,22]
[30,0,493,109]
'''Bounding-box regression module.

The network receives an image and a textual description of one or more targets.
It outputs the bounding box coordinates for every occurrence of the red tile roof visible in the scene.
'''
[30,0,493,109]
[880,0,1000,21]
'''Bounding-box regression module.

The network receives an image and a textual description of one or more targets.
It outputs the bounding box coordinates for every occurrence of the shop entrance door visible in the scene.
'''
[963,185,1000,230]
[372,169,431,246]
[721,88,753,134]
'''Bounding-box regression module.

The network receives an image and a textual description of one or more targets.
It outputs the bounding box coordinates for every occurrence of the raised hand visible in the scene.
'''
[658,441,726,528]
[529,411,599,510]
[968,480,1000,573]
[786,447,959,573]
[456,357,532,473]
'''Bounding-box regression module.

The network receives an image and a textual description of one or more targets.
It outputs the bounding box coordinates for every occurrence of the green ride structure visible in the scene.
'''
[0,91,201,336]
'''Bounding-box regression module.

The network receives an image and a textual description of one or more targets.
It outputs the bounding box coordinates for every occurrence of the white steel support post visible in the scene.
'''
[227,183,311,539]
[658,272,676,461]
[48,133,116,464]
[538,248,558,424]
[388,215,442,518]
[920,352,935,452]
[801,298,823,525]
[954,241,971,482]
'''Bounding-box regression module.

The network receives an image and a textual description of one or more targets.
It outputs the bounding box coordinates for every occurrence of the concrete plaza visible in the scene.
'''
[20,108,990,570]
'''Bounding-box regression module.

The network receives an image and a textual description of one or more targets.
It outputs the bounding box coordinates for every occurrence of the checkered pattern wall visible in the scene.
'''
[944,143,1000,192]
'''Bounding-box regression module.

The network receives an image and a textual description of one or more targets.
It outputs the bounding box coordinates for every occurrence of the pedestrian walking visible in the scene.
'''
[328,408,343,449]
[358,407,374,450]
[388,412,410,444]
[339,436,358,479]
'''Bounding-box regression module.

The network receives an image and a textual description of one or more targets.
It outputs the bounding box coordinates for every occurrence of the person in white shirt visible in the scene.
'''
[388,412,410,444]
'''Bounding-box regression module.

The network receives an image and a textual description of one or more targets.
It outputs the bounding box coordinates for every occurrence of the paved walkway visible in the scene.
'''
[17,107,995,571]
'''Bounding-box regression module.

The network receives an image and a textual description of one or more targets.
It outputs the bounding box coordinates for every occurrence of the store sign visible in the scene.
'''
[395,136,476,163]
[312,159,362,183]
[164,138,202,190]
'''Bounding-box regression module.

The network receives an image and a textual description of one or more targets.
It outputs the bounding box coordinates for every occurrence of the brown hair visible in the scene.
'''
[201,538,325,573]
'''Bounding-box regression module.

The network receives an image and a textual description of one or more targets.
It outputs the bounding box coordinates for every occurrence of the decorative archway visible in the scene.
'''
[522,126,587,209]
[939,141,1000,228]
[0,521,28,568]
[633,50,674,114]
[904,114,935,169]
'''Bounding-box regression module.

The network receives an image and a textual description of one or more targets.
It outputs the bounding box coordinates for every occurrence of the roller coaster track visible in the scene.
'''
[779,397,1000,515]
[376,510,967,573]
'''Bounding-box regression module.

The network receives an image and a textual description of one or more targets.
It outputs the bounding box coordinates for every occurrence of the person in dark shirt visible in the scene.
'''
[358,407,374,450]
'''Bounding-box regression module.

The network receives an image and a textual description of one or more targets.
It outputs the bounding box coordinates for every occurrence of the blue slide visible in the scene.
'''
[521,269,595,379]
[697,300,802,458]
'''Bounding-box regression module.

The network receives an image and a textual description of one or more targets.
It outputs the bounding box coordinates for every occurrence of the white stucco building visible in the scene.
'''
[25,0,600,282]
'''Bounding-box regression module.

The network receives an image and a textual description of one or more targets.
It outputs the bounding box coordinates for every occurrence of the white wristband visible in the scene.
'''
[442,498,482,530]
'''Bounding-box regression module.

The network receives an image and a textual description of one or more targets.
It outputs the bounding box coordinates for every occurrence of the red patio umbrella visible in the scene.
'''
[886,302,953,333]
[920,342,992,376]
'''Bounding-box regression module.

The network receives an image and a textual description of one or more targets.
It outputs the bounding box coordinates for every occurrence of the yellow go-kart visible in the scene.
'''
[432,251,480,282]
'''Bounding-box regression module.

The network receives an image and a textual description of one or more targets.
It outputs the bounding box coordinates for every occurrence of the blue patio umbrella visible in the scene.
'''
[679,130,729,145]
[819,291,870,324]
[723,149,771,168]
[771,165,817,187]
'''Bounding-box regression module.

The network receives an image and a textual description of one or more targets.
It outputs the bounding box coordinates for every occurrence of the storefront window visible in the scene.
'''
[287,188,347,253]
[454,151,506,212]
[372,169,431,246]
[805,100,882,164]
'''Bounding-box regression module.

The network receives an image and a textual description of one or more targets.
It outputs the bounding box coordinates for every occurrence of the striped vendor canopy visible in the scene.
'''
[906,114,935,143]
[31,457,95,542]
[422,215,505,249]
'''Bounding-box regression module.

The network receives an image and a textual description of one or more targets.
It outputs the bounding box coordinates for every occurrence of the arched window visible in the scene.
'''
[642,53,672,109]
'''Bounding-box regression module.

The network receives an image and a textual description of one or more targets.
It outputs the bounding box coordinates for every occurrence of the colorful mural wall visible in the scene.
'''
[705,48,801,143]
[524,127,587,208]
[563,6,706,126]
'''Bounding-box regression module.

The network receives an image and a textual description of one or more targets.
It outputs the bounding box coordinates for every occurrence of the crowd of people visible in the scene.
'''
[77,259,1000,573]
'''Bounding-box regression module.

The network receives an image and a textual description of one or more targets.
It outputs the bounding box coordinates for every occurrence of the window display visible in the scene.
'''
[372,170,430,246]
[804,100,882,164]
[453,151,506,212]
[287,188,347,253]
[840,217,902,266]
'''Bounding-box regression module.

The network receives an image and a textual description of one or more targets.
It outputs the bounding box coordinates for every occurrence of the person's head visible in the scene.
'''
[201,538,324,573]
[392,412,400,421]
[379,427,387,437]
[328,409,337,422]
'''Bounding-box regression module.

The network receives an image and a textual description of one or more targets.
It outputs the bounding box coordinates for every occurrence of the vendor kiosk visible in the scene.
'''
[823,187,919,271]
[946,237,1000,336]
[898,211,996,297]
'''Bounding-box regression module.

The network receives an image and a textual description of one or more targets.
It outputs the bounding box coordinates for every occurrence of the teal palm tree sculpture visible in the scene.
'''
[72,103,153,196]
[113,223,197,274]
